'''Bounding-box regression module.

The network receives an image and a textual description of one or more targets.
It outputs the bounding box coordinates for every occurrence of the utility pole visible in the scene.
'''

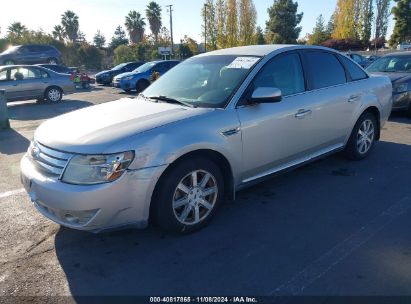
[166,5,174,56]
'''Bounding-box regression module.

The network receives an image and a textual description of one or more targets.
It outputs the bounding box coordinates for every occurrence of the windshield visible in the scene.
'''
[112,63,127,71]
[143,55,260,108]
[134,62,156,73]
[367,56,411,73]
[1,45,20,55]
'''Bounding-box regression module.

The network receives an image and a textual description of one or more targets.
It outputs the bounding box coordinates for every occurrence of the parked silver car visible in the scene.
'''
[20,45,392,233]
[0,65,75,103]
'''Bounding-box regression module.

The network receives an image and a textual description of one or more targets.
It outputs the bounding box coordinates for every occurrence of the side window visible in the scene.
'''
[0,70,8,81]
[252,53,305,96]
[339,55,368,81]
[19,68,37,79]
[304,52,347,90]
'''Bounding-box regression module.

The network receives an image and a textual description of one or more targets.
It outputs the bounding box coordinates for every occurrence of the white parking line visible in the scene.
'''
[0,188,25,199]
[270,195,411,296]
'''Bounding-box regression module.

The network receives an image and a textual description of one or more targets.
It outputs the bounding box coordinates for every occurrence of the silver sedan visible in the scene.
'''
[20,45,392,233]
[0,65,75,103]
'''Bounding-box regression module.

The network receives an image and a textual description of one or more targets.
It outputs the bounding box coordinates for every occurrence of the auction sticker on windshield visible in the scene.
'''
[226,57,260,69]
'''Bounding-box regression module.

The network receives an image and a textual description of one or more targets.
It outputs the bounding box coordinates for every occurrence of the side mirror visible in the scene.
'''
[250,87,282,103]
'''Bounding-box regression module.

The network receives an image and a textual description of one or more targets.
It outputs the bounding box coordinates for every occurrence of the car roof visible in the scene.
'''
[196,44,335,57]
[384,51,411,57]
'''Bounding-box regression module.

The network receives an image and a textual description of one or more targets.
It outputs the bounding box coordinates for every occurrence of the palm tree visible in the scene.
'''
[61,10,79,43]
[52,25,65,41]
[7,22,27,37]
[146,1,162,44]
[125,10,146,44]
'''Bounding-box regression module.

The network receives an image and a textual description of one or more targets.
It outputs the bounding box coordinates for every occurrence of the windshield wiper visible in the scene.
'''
[148,95,195,108]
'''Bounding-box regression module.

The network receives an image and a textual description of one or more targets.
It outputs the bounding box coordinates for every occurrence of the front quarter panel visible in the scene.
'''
[106,109,243,186]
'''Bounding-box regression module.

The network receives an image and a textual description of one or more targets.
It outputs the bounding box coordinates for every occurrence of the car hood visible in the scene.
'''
[114,71,136,79]
[35,97,211,154]
[369,72,411,83]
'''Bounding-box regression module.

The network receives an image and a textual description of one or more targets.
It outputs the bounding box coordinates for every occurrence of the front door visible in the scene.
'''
[236,52,313,182]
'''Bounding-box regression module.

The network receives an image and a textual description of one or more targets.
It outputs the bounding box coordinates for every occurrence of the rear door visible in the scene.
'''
[299,50,358,148]
[19,67,48,97]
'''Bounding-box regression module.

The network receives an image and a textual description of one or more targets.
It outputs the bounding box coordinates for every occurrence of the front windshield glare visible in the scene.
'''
[134,62,156,73]
[143,55,260,108]
[112,63,127,71]
[367,56,411,73]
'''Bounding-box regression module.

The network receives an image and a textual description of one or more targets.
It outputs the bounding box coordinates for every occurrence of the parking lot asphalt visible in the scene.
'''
[0,86,410,298]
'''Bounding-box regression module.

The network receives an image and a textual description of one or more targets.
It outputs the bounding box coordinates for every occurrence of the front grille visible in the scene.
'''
[30,141,73,177]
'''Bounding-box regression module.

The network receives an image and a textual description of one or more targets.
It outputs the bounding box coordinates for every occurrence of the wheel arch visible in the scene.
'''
[150,148,235,218]
[363,106,381,140]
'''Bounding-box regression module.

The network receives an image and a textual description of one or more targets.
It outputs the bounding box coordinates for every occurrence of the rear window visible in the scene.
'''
[339,55,368,81]
[304,51,347,90]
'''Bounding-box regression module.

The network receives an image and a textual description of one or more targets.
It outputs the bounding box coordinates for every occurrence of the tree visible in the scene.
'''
[125,10,146,44]
[332,0,358,39]
[226,0,238,47]
[389,0,411,47]
[254,26,265,44]
[358,0,374,42]
[93,30,106,48]
[202,0,218,51]
[146,1,162,44]
[110,25,129,49]
[76,31,86,44]
[61,10,79,43]
[78,44,103,69]
[238,0,257,46]
[374,0,391,40]
[215,0,227,48]
[157,26,171,46]
[7,22,27,38]
[308,15,330,45]
[265,0,303,44]
[52,25,65,41]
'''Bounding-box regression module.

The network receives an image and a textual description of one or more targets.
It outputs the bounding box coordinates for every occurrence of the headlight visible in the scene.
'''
[62,151,134,185]
[393,83,408,94]
[124,76,133,81]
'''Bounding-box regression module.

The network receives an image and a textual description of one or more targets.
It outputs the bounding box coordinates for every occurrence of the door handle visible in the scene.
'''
[348,95,359,102]
[295,109,312,119]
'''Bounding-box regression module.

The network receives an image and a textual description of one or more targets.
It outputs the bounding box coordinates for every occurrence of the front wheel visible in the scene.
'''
[136,80,149,93]
[343,112,377,160]
[152,157,224,233]
[45,87,63,103]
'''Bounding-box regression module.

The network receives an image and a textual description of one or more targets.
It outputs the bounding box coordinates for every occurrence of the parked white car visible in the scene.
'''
[20,45,392,233]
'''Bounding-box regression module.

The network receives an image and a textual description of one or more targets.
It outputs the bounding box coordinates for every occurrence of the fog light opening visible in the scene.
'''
[64,214,80,225]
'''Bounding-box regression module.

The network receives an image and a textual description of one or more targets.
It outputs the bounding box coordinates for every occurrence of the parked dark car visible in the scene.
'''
[346,53,369,68]
[367,52,411,116]
[0,45,62,65]
[95,62,144,85]
[0,65,75,103]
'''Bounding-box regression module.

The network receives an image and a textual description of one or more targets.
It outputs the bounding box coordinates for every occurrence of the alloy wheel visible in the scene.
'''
[48,89,61,102]
[172,170,218,225]
[356,119,375,154]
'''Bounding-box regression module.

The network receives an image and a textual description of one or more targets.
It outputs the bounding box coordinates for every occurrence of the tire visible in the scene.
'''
[47,58,58,65]
[343,112,377,160]
[407,104,411,118]
[152,157,224,234]
[136,80,149,93]
[4,60,14,65]
[45,87,63,103]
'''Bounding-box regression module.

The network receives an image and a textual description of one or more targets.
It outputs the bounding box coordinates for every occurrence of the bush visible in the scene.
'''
[78,44,103,69]
[321,38,366,51]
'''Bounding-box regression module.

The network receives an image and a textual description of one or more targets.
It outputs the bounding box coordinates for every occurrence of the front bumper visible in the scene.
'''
[20,154,166,232]
[113,78,135,90]
[392,91,411,111]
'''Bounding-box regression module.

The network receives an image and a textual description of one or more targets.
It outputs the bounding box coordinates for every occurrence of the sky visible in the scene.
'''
[0,0,394,45]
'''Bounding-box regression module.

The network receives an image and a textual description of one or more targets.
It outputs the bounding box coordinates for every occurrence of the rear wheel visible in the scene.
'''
[152,157,224,233]
[343,112,377,160]
[45,87,63,103]
[136,80,149,93]
[407,104,411,117]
